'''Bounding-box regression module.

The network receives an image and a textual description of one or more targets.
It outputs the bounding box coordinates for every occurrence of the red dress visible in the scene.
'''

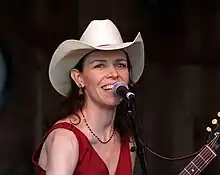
[32,122,132,175]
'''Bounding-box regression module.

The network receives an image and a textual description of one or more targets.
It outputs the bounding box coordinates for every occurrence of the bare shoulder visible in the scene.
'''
[44,128,79,175]
[46,114,82,150]
[46,128,79,149]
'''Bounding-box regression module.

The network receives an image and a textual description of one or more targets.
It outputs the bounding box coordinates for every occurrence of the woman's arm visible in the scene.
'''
[45,129,79,175]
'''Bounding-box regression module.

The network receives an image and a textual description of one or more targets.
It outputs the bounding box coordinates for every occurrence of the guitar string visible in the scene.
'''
[175,146,216,175]
[194,135,219,172]
[192,138,218,171]
[179,148,210,175]
[195,144,216,170]
[188,146,209,172]
[182,146,215,174]
[196,147,215,171]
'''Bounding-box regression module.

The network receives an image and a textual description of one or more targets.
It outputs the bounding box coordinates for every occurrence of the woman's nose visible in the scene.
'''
[107,65,119,78]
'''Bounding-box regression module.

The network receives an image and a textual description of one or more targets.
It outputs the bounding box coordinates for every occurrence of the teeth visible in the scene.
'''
[102,85,114,90]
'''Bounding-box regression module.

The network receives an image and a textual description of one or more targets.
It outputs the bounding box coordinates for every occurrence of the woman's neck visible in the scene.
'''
[81,102,116,140]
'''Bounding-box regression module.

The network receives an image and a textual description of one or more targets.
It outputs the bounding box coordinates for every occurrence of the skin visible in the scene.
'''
[38,50,136,175]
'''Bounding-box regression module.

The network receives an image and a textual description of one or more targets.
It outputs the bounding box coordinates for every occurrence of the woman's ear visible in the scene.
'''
[70,69,84,88]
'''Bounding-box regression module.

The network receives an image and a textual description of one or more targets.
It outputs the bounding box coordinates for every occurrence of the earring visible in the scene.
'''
[78,85,83,95]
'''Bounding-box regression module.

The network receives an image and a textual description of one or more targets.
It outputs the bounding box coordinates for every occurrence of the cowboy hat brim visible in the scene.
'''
[49,32,145,97]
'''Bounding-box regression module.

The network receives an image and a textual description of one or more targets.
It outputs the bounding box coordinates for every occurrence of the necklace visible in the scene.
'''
[80,109,115,144]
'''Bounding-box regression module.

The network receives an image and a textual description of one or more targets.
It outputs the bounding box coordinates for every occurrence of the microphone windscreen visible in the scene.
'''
[112,82,128,95]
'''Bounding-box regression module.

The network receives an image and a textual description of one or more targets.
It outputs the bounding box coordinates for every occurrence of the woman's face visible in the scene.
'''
[71,50,130,108]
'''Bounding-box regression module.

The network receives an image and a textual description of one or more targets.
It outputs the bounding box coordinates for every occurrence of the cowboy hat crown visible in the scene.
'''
[80,19,124,46]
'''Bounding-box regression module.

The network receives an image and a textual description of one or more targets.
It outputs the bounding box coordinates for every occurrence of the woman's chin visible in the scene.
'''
[102,99,121,108]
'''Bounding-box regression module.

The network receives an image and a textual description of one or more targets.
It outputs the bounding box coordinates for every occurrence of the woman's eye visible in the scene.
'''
[117,63,127,68]
[94,64,105,68]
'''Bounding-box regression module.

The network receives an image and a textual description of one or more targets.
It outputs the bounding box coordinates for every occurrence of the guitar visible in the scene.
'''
[179,113,220,175]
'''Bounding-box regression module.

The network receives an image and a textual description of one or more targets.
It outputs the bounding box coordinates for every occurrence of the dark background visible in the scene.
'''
[1,0,220,174]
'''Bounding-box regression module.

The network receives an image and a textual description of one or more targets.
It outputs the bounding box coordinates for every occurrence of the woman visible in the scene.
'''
[32,19,145,175]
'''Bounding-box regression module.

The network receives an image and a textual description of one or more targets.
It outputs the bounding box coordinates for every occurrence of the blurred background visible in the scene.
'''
[1,0,220,174]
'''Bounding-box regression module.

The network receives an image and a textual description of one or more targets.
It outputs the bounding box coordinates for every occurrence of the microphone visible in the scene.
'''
[112,82,135,101]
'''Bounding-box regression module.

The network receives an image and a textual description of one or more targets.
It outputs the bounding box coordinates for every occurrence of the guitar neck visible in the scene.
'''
[179,145,217,175]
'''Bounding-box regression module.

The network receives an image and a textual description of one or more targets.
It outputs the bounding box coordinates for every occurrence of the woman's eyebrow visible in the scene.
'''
[89,60,107,64]
[89,58,127,64]
[115,58,127,62]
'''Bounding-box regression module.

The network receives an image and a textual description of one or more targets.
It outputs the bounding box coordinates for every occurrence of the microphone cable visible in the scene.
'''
[133,103,200,161]
[139,139,200,161]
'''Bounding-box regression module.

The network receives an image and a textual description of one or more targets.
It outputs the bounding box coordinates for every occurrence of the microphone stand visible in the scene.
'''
[127,98,149,175]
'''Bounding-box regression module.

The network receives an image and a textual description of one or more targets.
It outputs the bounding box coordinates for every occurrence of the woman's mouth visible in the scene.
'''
[101,84,114,90]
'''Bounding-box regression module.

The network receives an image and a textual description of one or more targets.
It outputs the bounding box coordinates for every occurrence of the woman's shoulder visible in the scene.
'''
[46,118,80,148]
[46,114,88,144]
[35,118,80,171]
[46,126,79,151]
[37,122,80,173]
[44,115,81,145]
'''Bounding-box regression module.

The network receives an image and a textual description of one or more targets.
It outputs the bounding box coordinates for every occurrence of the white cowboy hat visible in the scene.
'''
[49,19,145,97]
